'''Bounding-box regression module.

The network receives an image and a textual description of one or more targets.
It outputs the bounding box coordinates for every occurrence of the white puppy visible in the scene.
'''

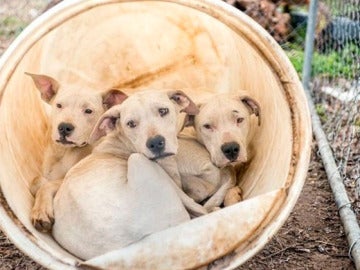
[176,92,261,210]
[52,89,206,260]
[26,73,125,232]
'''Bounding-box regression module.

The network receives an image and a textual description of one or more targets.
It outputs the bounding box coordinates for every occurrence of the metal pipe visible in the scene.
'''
[302,0,360,268]
[302,0,318,88]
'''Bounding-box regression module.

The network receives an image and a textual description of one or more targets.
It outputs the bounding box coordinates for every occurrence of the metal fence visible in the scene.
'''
[300,0,360,267]
[309,0,360,207]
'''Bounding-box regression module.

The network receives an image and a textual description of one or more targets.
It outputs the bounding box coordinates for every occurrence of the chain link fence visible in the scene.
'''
[309,0,360,212]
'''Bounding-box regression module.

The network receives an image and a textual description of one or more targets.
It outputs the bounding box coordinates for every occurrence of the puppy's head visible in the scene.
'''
[90,90,198,160]
[26,73,126,147]
[192,93,261,168]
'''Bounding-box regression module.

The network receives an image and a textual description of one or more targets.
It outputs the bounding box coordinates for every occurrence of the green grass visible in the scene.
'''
[284,43,358,79]
[315,104,328,122]
[0,16,27,38]
[355,117,360,127]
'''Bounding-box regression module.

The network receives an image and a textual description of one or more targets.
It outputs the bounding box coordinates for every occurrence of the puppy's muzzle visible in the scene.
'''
[58,122,74,137]
[57,122,76,145]
[146,135,167,158]
[146,135,165,154]
[221,142,240,162]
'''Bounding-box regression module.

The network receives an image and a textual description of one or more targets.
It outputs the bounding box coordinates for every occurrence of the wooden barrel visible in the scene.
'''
[0,0,312,269]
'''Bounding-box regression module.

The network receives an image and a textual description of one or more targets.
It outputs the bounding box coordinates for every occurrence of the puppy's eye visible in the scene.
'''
[159,108,169,117]
[84,109,93,114]
[56,103,62,109]
[237,117,244,124]
[127,120,137,128]
[203,124,212,130]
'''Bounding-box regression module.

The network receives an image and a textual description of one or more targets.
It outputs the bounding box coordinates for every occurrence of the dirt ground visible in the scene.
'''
[0,1,356,269]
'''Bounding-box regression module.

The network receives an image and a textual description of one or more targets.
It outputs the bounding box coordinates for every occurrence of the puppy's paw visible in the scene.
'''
[31,206,54,233]
[224,186,242,206]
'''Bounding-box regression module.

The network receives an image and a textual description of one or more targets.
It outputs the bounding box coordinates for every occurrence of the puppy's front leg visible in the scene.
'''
[31,179,62,232]
[166,179,208,217]
[156,156,182,188]
[30,145,55,196]
[224,186,243,207]
[30,176,48,196]
[182,175,217,203]
[156,156,207,217]
[203,166,237,211]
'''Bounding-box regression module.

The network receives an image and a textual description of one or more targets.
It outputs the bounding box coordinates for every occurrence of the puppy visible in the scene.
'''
[52,89,206,260]
[26,73,125,232]
[176,92,261,210]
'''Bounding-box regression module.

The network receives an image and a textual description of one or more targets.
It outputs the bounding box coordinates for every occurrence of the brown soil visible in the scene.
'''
[0,144,355,269]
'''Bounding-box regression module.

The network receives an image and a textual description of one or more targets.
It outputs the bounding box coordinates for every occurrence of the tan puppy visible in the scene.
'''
[176,92,261,210]
[27,73,125,232]
[52,89,206,260]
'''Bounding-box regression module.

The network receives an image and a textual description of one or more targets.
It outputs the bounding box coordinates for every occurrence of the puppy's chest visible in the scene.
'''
[47,148,91,180]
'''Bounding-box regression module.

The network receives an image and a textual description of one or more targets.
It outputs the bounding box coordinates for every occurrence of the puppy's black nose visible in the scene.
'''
[221,142,240,162]
[146,135,165,155]
[58,122,74,137]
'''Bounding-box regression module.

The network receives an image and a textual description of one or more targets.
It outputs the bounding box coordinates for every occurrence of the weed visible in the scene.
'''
[355,117,360,127]
[315,103,328,122]
[0,16,27,38]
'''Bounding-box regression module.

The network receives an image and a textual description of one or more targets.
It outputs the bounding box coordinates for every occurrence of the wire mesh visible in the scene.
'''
[309,0,360,212]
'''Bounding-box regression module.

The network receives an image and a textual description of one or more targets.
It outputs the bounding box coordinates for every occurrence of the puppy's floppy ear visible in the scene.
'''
[168,90,199,116]
[89,105,121,144]
[102,89,128,109]
[25,72,59,103]
[184,103,202,127]
[240,96,261,126]
[184,115,195,127]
